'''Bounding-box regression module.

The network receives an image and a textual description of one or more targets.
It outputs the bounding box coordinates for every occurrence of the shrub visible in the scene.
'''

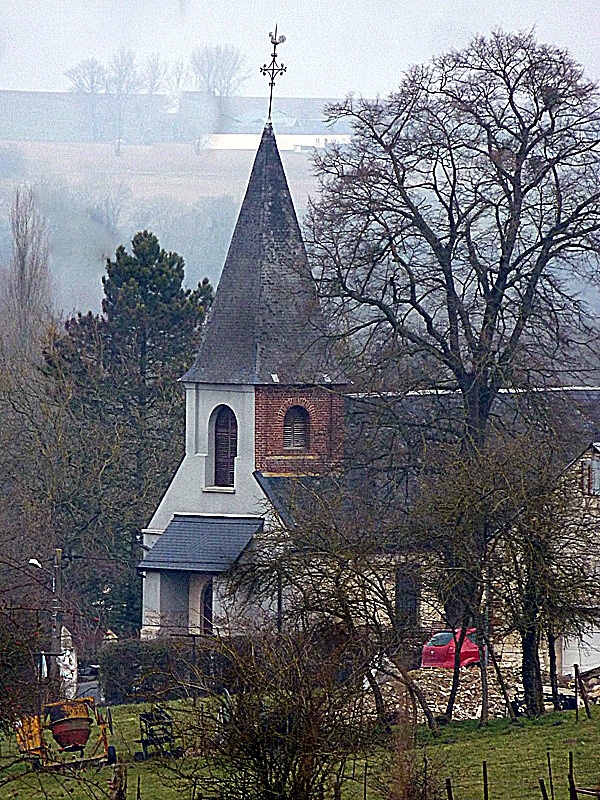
[0,613,41,730]
[98,638,193,704]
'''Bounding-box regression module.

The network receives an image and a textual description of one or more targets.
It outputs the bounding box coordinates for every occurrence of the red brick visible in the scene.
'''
[255,386,344,475]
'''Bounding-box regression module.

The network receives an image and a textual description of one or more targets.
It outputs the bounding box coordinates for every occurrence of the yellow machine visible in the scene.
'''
[15,697,116,771]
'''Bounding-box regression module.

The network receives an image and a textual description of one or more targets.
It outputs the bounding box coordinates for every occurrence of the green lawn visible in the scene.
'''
[419,712,600,800]
[0,704,599,799]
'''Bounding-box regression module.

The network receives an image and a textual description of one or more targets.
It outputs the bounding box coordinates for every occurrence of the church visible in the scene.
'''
[138,121,600,677]
[139,121,346,638]
[137,48,600,681]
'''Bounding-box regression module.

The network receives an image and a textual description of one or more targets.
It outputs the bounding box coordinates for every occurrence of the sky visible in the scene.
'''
[0,0,599,98]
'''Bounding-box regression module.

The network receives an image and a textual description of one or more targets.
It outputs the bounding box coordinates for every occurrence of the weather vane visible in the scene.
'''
[260,26,286,122]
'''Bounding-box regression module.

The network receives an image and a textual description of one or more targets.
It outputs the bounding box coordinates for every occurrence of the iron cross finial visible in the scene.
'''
[260,26,286,122]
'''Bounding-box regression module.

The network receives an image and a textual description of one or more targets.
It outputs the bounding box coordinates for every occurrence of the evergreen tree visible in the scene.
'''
[43,231,213,633]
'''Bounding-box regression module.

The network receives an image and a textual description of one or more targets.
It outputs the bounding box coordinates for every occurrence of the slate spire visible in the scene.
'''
[183,124,344,385]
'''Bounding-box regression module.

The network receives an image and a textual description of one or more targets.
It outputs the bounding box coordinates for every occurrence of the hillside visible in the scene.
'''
[0,140,316,312]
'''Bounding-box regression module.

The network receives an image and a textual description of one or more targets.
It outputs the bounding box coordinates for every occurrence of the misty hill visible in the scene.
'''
[0,91,342,314]
[0,139,317,314]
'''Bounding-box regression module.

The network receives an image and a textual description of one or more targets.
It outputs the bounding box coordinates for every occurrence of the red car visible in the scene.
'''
[421,628,481,668]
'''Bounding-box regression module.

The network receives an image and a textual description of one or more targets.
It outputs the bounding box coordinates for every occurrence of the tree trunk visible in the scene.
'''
[484,634,517,721]
[364,667,387,727]
[109,764,127,800]
[547,628,560,711]
[521,627,544,717]
[478,639,489,727]
[461,379,494,452]
[444,625,468,722]
[394,661,438,734]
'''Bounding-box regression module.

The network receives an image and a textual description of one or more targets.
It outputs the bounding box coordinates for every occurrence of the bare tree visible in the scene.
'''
[308,33,600,708]
[228,475,441,731]
[105,49,141,98]
[65,57,106,94]
[309,30,600,451]
[105,49,142,153]
[491,457,600,716]
[143,52,167,95]
[160,630,375,800]
[168,59,191,93]
[410,421,600,719]
[90,182,131,237]
[65,58,106,140]
[190,44,250,97]
[1,187,51,361]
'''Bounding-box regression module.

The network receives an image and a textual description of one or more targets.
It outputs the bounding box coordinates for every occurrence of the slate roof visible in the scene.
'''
[182,123,345,386]
[139,515,263,573]
[253,471,343,529]
[343,387,600,506]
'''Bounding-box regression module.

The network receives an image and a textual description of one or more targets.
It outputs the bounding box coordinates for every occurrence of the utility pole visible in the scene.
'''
[50,548,63,691]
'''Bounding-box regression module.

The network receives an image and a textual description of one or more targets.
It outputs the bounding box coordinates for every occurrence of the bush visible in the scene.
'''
[98,638,193,704]
[377,726,443,800]
[0,613,41,730]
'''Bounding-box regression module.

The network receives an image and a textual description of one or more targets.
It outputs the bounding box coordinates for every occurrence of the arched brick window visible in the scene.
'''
[214,406,237,486]
[283,405,310,450]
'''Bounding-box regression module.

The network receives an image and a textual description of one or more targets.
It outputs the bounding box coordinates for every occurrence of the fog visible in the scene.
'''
[0,1,599,314]
[1,0,599,97]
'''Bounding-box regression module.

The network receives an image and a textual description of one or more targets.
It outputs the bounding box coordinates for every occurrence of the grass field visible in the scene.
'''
[420,712,600,800]
[1,704,599,799]
[1,139,317,208]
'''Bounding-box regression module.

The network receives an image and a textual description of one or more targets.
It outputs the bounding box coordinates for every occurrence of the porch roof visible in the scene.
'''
[139,514,263,573]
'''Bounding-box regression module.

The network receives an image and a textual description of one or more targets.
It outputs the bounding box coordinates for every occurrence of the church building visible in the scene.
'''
[137,121,600,680]
[139,123,345,638]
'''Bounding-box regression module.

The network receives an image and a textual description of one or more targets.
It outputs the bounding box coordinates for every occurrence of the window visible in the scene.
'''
[426,632,453,647]
[202,580,213,635]
[283,405,310,450]
[214,406,237,486]
[583,459,600,496]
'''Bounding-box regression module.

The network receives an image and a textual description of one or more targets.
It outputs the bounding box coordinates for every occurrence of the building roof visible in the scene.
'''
[253,471,342,529]
[182,123,345,386]
[139,515,263,573]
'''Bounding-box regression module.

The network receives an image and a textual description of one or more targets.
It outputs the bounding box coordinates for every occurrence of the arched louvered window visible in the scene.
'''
[283,405,310,451]
[214,406,237,486]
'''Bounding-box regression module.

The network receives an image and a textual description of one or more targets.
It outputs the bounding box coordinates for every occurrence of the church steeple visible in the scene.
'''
[139,41,345,641]
[183,124,344,386]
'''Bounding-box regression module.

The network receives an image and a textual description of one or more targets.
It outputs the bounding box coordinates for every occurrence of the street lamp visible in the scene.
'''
[28,548,63,687]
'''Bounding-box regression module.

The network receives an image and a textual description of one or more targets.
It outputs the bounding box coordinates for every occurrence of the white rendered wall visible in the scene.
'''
[562,629,600,675]
[141,571,161,634]
[144,382,266,536]
[140,381,273,637]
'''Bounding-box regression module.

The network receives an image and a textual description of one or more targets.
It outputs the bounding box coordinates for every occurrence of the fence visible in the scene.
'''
[442,750,600,800]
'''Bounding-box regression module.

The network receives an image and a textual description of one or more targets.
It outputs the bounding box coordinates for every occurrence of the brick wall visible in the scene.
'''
[255,386,344,475]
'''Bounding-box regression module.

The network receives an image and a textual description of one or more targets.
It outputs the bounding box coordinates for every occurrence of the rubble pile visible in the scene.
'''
[581,668,600,702]
[376,665,524,722]
[367,662,600,723]
[411,665,523,720]
[585,678,600,701]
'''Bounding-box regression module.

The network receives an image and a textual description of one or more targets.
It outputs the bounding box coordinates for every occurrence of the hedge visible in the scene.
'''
[98,638,194,705]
